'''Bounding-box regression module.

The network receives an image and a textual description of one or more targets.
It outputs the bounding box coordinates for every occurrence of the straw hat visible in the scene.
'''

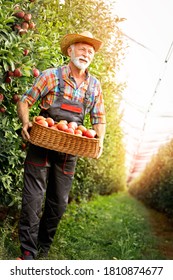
[60,31,103,56]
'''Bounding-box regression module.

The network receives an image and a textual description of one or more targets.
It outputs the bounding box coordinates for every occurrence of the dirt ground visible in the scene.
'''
[148,208,173,260]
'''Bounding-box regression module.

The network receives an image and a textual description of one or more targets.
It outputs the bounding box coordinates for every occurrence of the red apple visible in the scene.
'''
[46,117,54,127]
[21,143,27,150]
[19,28,28,36]
[68,121,78,130]
[13,68,22,77]
[8,71,14,77]
[12,94,20,103]
[0,107,6,113]
[0,94,4,102]
[24,13,32,21]
[74,129,82,136]
[36,119,49,127]
[77,125,87,134]
[33,68,40,77]
[57,122,68,131]
[50,125,58,130]
[14,11,25,18]
[65,127,74,134]
[5,76,12,83]
[83,129,96,138]
[23,49,29,56]
[21,21,29,30]
[59,120,68,124]
[35,116,45,121]
[13,24,21,31]
[29,22,36,29]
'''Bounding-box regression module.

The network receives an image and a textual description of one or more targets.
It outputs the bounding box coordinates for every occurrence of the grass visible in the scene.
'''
[0,192,165,260]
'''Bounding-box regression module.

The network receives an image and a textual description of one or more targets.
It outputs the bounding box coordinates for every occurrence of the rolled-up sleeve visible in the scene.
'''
[90,81,106,125]
[20,69,58,108]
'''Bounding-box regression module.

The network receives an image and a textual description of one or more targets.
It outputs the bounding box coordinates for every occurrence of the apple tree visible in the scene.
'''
[0,0,127,208]
[0,0,41,206]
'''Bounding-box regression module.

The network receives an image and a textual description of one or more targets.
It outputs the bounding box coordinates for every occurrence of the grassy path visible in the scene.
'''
[1,191,171,260]
[49,192,165,260]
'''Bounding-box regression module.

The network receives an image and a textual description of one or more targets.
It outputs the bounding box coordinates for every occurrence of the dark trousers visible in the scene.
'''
[19,144,77,258]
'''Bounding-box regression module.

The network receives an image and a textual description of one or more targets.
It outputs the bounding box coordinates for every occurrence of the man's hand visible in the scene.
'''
[92,123,106,159]
[17,101,31,141]
[21,122,32,141]
[96,138,103,159]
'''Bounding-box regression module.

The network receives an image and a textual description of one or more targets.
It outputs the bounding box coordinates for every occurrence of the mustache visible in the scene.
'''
[78,56,89,63]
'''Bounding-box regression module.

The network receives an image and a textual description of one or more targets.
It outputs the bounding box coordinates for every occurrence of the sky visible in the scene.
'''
[113,0,173,178]
[115,0,173,104]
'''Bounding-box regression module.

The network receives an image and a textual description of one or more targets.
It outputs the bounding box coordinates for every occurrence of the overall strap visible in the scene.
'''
[40,67,64,99]
[40,67,93,111]
[58,66,93,112]
[58,67,65,95]
[83,75,94,112]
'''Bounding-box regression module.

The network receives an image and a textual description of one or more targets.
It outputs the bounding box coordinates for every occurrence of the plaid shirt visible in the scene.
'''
[21,65,106,125]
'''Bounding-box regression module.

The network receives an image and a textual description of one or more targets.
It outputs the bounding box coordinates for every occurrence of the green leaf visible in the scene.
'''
[2,60,9,71]
[6,57,15,71]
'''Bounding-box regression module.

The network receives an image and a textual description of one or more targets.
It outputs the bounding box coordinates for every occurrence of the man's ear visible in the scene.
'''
[67,46,72,57]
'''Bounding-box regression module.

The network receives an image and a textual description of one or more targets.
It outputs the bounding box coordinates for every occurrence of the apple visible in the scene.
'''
[0,107,6,113]
[35,116,45,121]
[24,13,32,21]
[36,119,49,127]
[13,68,22,77]
[33,68,40,77]
[77,125,87,134]
[74,129,82,136]
[23,49,29,56]
[29,22,36,29]
[68,121,78,130]
[13,24,21,31]
[19,28,28,36]
[65,127,74,134]
[57,122,68,131]
[21,21,29,30]
[50,125,58,130]
[5,76,11,83]
[83,129,96,138]
[12,94,20,103]
[59,120,68,124]
[8,71,14,77]
[0,94,4,102]
[21,143,27,150]
[46,117,54,127]
[14,11,25,18]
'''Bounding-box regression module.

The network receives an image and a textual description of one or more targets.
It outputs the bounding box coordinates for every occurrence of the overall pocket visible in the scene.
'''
[62,154,77,175]
[25,144,49,167]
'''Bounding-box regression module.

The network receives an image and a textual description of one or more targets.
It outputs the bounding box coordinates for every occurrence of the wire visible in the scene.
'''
[124,39,173,181]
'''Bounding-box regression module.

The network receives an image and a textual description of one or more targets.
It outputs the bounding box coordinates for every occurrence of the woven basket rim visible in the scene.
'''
[32,116,99,142]
[29,117,100,158]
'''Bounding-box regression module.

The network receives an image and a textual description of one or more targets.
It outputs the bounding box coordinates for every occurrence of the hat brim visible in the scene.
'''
[60,34,103,56]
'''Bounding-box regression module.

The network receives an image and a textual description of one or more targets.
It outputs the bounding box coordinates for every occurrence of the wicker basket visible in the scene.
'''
[29,117,100,158]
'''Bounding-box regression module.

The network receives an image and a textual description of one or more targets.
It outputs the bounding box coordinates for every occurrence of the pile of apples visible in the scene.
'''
[34,116,97,138]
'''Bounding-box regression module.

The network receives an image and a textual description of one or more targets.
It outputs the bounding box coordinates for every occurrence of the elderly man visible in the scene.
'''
[17,31,106,260]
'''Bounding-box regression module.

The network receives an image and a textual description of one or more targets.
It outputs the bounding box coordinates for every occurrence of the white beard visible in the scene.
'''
[71,50,90,70]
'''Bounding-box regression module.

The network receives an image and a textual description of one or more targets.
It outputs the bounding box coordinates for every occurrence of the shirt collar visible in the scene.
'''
[66,63,90,81]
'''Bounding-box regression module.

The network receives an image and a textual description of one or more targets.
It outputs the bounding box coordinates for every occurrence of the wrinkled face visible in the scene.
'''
[68,43,95,70]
